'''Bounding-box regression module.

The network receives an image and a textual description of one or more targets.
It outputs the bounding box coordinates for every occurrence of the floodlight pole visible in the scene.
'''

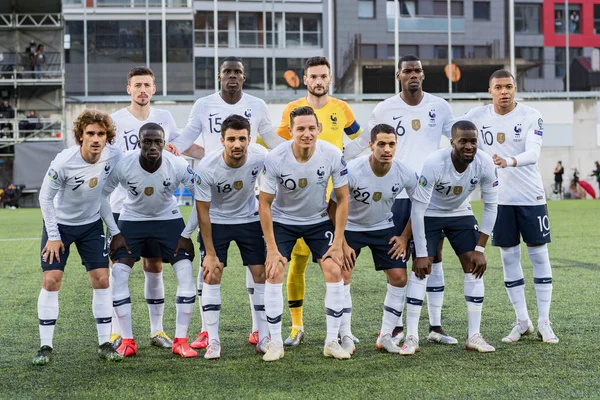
[214,0,219,92]
[447,0,452,96]
[394,0,399,94]
[565,0,570,95]
[509,0,515,77]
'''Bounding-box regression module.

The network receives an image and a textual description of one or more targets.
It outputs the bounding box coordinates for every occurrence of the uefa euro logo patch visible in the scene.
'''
[47,168,58,181]
[195,174,202,187]
[418,175,427,187]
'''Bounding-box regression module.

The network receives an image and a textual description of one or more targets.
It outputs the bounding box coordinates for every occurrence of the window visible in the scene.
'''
[194,11,234,48]
[285,14,321,48]
[516,47,543,78]
[473,2,490,21]
[555,47,583,78]
[595,5,600,34]
[433,1,464,17]
[358,0,375,19]
[400,1,417,17]
[239,13,263,48]
[195,57,215,89]
[515,3,541,34]
[555,4,581,34]
[360,44,377,59]
[435,45,464,60]
[473,45,491,58]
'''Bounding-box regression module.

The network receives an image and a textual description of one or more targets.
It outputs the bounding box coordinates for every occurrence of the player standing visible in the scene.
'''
[276,56,362,346]
[344,55,456,345]
[260,106,351,361]
[109,66,187,350]
[33,110,124,365]
[329,124,418,354]
[405,120,498,355]
[194,114,269,360]
[463,69,558,344]
[104,123,198,358]
[170,57,283,349]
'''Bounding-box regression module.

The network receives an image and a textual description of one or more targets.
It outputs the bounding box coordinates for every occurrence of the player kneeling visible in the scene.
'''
[194,115,269,360]
[330,124,419,354]
[404,120,499,355]
[103,123,199,358]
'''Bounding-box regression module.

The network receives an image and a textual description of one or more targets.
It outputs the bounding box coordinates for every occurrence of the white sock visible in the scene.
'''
[339,284,352,338]
[426,262,444,327]
[501,245,530,323]
[38,288,59,348]
[202,283,221,343]
[112,263,133,339]
[528,244,553,324]
[246,267,257,332]
[253,283,268,342]
[265,282,283,344]
[464,273,484,339]
[197,264,205,332]
[93,288,112,345]
[109,270,121,336]
[325,280,344,344]
[405,272,427,340]
[381,283,405,337]
[173,260,195,339]
[144,271,165,336]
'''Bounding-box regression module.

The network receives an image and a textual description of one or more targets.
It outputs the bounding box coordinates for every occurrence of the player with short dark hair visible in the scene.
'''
[194,114,269,360]
[104,123,199,358]
[260,106,351,361]
[276,56,363,347]
[33,110,124,365]
[405,120,499,355]
[171,57,284,349]
[463,69,558,344]
[344,54,457,347]
[329,123,419,354]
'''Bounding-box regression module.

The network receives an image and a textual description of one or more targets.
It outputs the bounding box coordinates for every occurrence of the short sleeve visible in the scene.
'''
[194,162,213,202]
[331,152,349,189]
[260,153,278,195]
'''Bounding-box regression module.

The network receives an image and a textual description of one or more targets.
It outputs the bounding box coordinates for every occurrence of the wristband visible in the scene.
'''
[474,245,485,253]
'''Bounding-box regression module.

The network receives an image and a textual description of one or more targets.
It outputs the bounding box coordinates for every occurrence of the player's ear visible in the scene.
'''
[303,74,308,86]
[317,123,322,133]
[152,84,156,95]
[126,85,131,95]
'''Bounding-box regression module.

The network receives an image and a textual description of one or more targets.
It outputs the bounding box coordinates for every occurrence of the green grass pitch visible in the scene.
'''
[0,201,599,399]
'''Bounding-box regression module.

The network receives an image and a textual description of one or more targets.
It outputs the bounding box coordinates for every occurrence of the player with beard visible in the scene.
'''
[404,120,499,355]
[276,56,362,346]
[344,55,457,347]
[170,57,284,350]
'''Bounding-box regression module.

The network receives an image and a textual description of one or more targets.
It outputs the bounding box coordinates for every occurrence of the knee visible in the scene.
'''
[142,258,163,273]
[42,273,62,291]
[251,267,266,284]
[94,275,110,289]
[387,271,407,287]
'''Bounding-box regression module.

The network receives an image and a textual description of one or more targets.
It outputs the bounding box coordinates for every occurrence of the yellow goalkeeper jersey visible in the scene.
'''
[276,97,362,149]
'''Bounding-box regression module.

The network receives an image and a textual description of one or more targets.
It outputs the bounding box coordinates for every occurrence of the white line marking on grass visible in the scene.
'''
[0,238,40,242]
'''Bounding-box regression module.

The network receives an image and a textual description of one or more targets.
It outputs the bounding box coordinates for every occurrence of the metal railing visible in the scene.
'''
[0,51,62,80]
[0,118,63,147]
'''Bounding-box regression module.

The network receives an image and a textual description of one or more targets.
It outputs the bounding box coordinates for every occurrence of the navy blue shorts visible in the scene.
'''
[424,215,479,257]
[492,204,551,247]
[199,221,265,267]
[345,227,406,270]
[41,218,108,272]
[273,220,334,262]
[391,199,412,237]
[113,219,191,263]
[112,213,161,258]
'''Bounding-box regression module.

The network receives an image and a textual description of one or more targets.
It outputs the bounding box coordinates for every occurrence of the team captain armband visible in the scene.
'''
[344,120,361,136]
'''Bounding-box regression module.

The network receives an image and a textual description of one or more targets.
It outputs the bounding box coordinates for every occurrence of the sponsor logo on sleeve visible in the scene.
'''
[492,180,499,187]
[418,175,427,187]
[534,130,543,136]
[340,169,348,176]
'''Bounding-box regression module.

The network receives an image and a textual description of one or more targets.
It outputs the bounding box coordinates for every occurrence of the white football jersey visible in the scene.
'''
[195,144,267,224]
[346,92,454,199]
[110,107,179,212]
[463,103,545,206]
[39,144,123,240]
[261,140,348,225]
[412,147,498,217]
[103,150,195,221]
[332,155,418,231]
[171,92,281,154]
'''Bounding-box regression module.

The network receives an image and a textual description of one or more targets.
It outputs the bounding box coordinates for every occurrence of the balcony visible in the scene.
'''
[0,117,63,143]
[0,52,62,83]
[62,0,189,7]
[387,16,465,33]
[194,29,320,48]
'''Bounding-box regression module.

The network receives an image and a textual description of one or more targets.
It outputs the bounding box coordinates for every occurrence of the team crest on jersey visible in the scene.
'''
[298,178,308,188]
[251,167,260,177]
[513,124,522,142]
[244,109,252,119]
[104,163,111,174]
[47,168,58,181]
[373,192,382,202]
[89,177,98,188]
[391,183,400,194]
[330,113,338,125]
[497,132,505,144]
[144,187,154,196]
[234,180,244,190]
[428,110,436,127]
[453,186,463,195]
[317,166,325,177]
[412,119,421,131]
[418,175,427,187]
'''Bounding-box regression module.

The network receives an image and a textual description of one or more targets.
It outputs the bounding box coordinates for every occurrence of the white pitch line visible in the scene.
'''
[0,237,40,242]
